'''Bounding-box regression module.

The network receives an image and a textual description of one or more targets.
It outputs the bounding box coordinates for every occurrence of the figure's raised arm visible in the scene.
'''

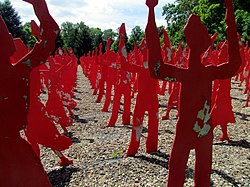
[18,0,60,69]
[212,0,241,79]
[145,0,182,81]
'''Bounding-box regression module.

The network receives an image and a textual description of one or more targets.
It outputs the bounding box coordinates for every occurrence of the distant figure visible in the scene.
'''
[101,38,118,112]
[0,0,59,186]
[145,0,241,186]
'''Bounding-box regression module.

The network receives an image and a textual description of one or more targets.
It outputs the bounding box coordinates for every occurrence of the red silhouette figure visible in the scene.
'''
[107,23,131,126]
[30,21,73,133]
[102,38,118,112]
[125,38,159,156]
[0,0,60,186]
[25,63,72,166]
[96,43,107,103]
[211,42,236,141]
[145,0,241,186]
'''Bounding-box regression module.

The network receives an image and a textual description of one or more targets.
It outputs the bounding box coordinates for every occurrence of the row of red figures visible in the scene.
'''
[79,0,248,185]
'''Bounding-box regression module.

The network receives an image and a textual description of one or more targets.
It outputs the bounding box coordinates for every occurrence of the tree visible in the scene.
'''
[103,29,117,42]
[162,0,198,46]
[22,22,37,48]
[162,0,250,45]
[193,0,226,42]
[0,0,27,44]
[90,27,105,53]
[61,21,92,58]
[127,25,145,50]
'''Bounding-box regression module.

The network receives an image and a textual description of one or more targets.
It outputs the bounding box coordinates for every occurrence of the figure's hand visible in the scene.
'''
[146,0,158,8]
[22,0,44,5]
[224,0,232,7]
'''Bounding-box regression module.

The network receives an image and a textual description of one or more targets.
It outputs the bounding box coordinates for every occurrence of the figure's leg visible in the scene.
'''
[108,88,121,127]
[146,103,159,153]
[245,92,249,107]
[160,81,167,95]
[54,150,73,166]
[162,104,173,120]
[220,124,230,141]
[126,98,145,156]
[167,136,190,187]
[194,135,213,187]
[96,79,105,103]
[122,88,131,125]
[102,82,112,112]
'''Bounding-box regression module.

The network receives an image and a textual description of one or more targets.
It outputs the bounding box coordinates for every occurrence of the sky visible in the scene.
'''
[2,0,175,34]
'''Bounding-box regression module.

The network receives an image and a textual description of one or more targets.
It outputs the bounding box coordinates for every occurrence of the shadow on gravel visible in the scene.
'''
[71,115,89,123]
[231,96,246,102]
[211,169,241,186]
[135,151,170,169]
[48,166,80,187]
[63,132,81,143]
[214,139,250,149]
[180,168,240,186]
[73,89,83,93]
[234,111,249,121]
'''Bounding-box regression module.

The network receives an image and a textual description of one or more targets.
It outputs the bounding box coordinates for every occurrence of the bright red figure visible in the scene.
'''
[101,39,118,112]
[162,81,181,120]
[125,38,159,156]
[30,21,73,133]
[211,42,236,141]
[25,64,72,166]
[145,0,241,186]
[107,23,132,126]
[96,43,107,103]
[0,0,59,186]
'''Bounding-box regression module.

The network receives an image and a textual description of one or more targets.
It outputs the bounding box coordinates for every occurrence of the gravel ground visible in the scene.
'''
[40,66,250,187]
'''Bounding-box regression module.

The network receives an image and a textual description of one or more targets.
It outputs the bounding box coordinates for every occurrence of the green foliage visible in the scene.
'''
[89,27,105,53]
[162,0,250,45]
[22,22,37,48]
[193,0,226,42]
[162,0,198,46]
[127,25,145,50]
[0,0,27,44]
[61,21,92,58]
[235,9,250,43]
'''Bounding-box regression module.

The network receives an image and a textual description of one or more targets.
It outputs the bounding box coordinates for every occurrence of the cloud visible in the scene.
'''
[6,0,174,34]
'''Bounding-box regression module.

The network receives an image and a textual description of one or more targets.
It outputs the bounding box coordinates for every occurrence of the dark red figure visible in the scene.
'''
[0,0,59,186]
[145,0,241,186]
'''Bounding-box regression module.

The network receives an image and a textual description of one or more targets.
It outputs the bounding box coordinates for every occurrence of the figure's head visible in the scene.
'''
[119,23,126,36]
[0,16,15,58]
[184,14,211,55]
[107,38,112,49]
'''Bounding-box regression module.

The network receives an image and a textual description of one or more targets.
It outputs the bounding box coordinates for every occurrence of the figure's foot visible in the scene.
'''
[146,147,158,154]
[62,127,68,133]
[102,108,108,112]
[107,123,115,127]
[162,115,169,120]
[58,158,73,166]
[126,151,136,157]
[220,135,230,141]
[126,147,138,157]
[96,99,101,103]
[146,0,158,8]
[122,120,130,125]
